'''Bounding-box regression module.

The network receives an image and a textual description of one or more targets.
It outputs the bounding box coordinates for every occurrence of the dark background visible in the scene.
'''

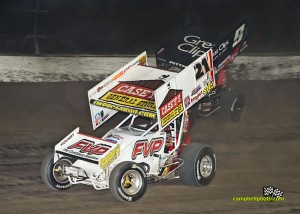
[0,0,300,55]
[0,1,300,213]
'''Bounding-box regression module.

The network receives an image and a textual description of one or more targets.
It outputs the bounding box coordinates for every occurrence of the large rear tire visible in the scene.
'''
[41,153,73,190]
[109,162,147,202]
[179,143,216,187]
[219,93,245,122]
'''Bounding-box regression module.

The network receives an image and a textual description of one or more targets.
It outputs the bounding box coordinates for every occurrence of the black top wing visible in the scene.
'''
[156,20,248,73]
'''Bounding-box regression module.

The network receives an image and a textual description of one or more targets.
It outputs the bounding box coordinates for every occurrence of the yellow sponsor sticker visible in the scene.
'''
[161,103,184,127]
[100,144,120,169]
[91,100,156,119]
[138,54,147,65]
[203,81,214,95]
[101,92,156,111]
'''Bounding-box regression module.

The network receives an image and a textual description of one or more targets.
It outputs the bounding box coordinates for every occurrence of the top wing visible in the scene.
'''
[89,49,216,130]
[90,66,177,119]
[88,52,148,130]
[156,20,248,73]
[88,52,177,130]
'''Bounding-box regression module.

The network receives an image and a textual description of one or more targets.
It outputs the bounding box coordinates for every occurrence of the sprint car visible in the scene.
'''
[156,20,248,122]
[41,21,247,202]
[41,51,217,202]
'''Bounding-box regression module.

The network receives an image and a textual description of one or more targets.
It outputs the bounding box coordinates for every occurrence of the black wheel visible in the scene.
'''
[179,143,216,187]
[109,162,147,202]
[41,153,73,190]
[219,93,245,122]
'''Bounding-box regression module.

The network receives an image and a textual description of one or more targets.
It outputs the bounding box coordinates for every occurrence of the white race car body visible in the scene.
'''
[45,48,217,202]
[54,124,169,190]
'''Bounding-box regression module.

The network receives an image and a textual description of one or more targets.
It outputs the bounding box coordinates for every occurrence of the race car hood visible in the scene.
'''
[55,127,144,170]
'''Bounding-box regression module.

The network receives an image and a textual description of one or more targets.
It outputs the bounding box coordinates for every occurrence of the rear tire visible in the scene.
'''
[179,143,216,187]
[41,153,73,190]
[219,93,245,122]
[188,104,198,127]
[109,162,147,202]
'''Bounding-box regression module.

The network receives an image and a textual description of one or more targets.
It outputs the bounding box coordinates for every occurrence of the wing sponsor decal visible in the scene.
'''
[111,82,154,100]
[90,80,167,118]
[138,54,147,65]
[177,35,213,58]
[184,95,190,109]
[63,139,111,161]
[94,110,110,126]
[60,133,75,146]
[100,92,156,111]
[213,39,229,59]
[194,48,213,80]
[90,99,156,118]
[191,81,214,103]
[159,90,184,127]
[191,85,201,96]
[203,81,215,95]
[232,23,246,48]
[89,52,147,96]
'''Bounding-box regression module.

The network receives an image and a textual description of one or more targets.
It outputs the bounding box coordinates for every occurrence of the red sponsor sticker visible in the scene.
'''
[132,138,164,160]
[68,140,110,155]
[159,92,182,118]
[111,83,154,100]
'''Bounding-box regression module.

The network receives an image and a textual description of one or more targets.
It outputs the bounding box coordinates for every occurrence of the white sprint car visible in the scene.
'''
[41,50,217,202]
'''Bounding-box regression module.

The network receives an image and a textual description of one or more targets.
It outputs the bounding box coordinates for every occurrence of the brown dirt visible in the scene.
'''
[0,80,299,214]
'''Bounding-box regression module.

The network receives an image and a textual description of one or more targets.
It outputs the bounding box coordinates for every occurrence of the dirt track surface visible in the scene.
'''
[0,80,299,213]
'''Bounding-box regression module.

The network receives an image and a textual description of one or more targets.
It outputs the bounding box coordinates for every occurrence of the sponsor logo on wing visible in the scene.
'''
[67,139,111,156]
[213,40,229,58]
[60,133,75,146]
[177,35,213,58]
[95,110,109,126]
[191,85,201,96]
[169,61,186,68]
[112,83,154,100]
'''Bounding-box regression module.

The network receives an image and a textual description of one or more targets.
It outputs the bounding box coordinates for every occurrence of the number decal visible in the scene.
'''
[232,24,245,47]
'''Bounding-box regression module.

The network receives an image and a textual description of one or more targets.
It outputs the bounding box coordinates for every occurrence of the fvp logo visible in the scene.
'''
[67,140,110,155]
[131,138,164,160]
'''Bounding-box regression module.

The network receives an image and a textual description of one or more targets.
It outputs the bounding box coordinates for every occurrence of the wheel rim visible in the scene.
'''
[231,97,245,121]
[52,159,72,183]
[199,155,213,178]
[121,170,142,196]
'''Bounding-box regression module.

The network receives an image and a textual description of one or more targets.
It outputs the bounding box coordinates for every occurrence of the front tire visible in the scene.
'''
[109,162,147,202]
[41,153,73,190]
[179,143,216,187]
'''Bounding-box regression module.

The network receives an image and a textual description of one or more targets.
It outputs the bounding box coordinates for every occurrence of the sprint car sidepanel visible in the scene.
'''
[54,128,166,175]
[103,128,165,174]
[155,49,215,129]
